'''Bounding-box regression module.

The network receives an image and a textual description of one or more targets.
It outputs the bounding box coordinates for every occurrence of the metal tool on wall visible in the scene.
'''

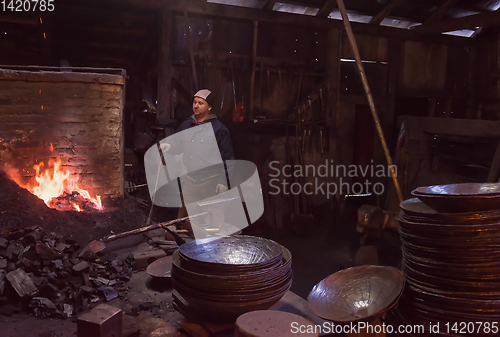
[290,104,315,235]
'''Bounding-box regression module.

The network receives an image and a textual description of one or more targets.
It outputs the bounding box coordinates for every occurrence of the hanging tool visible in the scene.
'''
[220,64,231,110]
[259,61,264,109]
[266,67,271,97]
[291,103,315,235]
[230,62,237,113]
[337,0,403,203]
[307,98,313,153]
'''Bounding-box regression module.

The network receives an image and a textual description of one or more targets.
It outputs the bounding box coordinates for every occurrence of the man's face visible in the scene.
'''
[193,96,211,117]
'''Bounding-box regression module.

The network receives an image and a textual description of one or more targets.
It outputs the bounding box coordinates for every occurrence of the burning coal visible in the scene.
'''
[5,156,103,212]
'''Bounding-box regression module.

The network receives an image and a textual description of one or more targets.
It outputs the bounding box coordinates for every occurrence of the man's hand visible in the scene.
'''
[215,184,228,194]
[159,143,171,153]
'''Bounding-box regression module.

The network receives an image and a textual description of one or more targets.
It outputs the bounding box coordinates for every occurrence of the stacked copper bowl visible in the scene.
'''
[389,183,500,335]
[171,235,292,322]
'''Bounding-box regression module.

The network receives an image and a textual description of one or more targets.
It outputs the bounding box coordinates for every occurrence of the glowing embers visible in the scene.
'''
[8,157,103,212]
[32,159,102,212]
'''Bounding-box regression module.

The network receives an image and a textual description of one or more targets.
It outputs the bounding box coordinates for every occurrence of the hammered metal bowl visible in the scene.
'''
[172,237,293,322]
[415,183,500,196]
[307,265,405,323]
[396,192,500,327]
[411,184,500,213]
[179,235,283,275]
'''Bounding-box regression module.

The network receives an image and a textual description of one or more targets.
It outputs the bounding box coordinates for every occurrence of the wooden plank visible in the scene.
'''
[414,10,500,35]
[369,0,402,25]
[402,41,447,90]
[341,34,388,62]
[386,38,401,148]
[261,0,276,10]
[405,117,500,138]
[424,0,460,25]
[325,28,341,139]
[397,88,466,99]
[0,69,125,85]
[6,268,38,298]
[157,9,173,124]
[249,21,258,120]
[164,0,472,46]
[0,15,38,25]
[316,0,337,18]
[184,10,198,92]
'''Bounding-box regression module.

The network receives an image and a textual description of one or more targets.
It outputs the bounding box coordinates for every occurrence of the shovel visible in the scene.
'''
[80,212,208,255]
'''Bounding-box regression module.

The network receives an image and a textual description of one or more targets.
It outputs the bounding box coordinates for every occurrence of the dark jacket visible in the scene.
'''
[174,114,235,185]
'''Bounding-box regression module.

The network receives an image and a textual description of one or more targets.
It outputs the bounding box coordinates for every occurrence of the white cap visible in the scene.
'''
[194,89,211,101]
[194,89,215,107]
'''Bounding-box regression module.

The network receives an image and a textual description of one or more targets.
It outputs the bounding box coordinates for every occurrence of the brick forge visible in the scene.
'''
[0,67,126,201]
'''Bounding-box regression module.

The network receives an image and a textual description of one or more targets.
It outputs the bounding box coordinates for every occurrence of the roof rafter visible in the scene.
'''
[261,0,276,10]
[414,9,500,35]
[316,0,337,18]
[369,0,402,25]
[425,0,460,24]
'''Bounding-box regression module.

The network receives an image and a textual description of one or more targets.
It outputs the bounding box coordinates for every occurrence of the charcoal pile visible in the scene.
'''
[0,168,148,246]
[0,226,134,319]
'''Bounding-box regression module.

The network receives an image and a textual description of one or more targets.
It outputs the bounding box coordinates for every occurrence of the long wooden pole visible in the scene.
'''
[336,0,403,203]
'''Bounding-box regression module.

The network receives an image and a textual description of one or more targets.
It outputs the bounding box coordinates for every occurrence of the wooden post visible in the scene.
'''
[184,10,199,92]
[249,21,259,120]
[387,38,401,147]
[325,28,341,141]
[466,46,479,119]
[157,9,174,124]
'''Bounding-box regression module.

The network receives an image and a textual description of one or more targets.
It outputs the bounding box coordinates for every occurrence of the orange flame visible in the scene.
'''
[20,158,103,211]
[38,159,102,210]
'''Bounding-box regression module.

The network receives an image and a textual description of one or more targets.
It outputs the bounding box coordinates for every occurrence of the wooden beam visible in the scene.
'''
[99,0,472,45]
[0,15,38,25]
[157,9,174,124]
[261,0,276,10]
[183,10,198,92]
[425,0,460,25]
[177,1,472,45]
[325,27,341,143]
[249,21,258,120]
[369,0,402,25]
[413,10,500,35]
[316,0,337,18]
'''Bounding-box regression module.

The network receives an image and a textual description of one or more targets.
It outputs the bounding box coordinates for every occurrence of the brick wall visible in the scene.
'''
[0,68,125,199]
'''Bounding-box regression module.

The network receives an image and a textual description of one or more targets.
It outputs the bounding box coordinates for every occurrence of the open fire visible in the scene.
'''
[5,152,103,212]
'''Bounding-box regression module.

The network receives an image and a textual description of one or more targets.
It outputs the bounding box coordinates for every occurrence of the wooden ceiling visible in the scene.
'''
[0,0,499,69]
